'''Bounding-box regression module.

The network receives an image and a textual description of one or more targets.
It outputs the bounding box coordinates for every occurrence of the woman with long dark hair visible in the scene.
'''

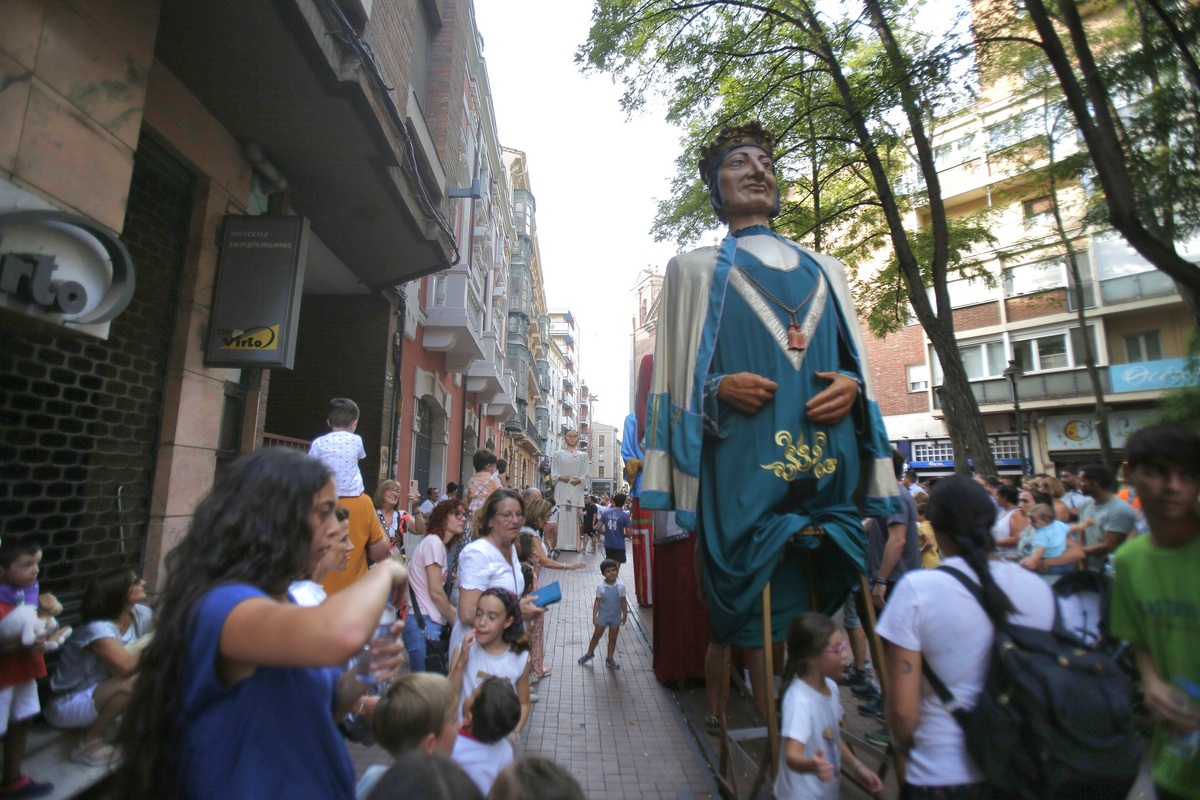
[111,448,408,799]
[46,567,151,765]
[992,484,1027,549]
[876,476,1056,799]
[405,499,468,671]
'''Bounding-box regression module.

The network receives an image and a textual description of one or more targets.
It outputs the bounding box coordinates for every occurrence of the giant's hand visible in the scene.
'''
[716,372,779,414]
[806,372,859,425]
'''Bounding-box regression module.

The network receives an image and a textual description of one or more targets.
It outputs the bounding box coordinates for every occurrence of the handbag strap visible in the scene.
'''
[408,585,427,633]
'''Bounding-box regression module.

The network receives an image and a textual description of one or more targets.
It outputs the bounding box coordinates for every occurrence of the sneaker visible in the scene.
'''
[865,728,891,747]
[529,673,540,686]
[578,654,593,665]
[704,714,721,736]
[70,739,122,767]
[851,680,881,699]
[840,665,866,686]
[0,776,54,798]
[605,658,621,670]
[529,692,540,703]
[858,697,884,719]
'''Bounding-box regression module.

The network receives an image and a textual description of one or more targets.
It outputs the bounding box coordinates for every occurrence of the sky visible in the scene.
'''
[473,0,688,429]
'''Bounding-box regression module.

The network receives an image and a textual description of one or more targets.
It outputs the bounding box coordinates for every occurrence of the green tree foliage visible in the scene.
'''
[975,0,1200,325]
[580,0,1002,475]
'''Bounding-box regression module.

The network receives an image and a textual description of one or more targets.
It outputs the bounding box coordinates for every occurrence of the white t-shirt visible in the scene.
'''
[457,643,529,725]
[452,733,513,795]
[449,540,525,656]
[409,534,449,625]
[287,580,326,608]
[774,677,843,800]
[308,431,365,497]
[419,498,437,516]
[874,556,1056,787]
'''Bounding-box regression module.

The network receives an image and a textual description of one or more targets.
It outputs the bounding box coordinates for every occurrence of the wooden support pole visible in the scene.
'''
[857,571,906,785]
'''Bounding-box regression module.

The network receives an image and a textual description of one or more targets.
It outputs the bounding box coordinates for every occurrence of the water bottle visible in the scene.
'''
[355,605,398,685]
[1170,677,1200,759]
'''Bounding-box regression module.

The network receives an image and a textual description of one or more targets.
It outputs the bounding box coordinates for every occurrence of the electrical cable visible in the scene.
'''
[313,0,462,265]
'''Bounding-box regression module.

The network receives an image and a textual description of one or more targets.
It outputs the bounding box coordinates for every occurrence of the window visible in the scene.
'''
[1012,332,1069,372]
[409,3,436,110]
[913,441,954,461]
[907,364,929,392]
[599,435,605,447]
[1022,196,1054,218]
[1005,256,1066,296]
[992,437,1021,460]
[599,450,606,461]
[1124,332,1162,363]
[598,466,605,477]
[933,134,978,171]
[932,276,994,309]
[986,106,1074,154]
[963,341,1009,380]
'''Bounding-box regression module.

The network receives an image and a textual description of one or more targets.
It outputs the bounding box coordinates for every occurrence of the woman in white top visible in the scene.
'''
[877,476,1057,798]
[450,490,545,657]
[404,499,468,671]
[991,484,1027,550]
[47,568,153,766]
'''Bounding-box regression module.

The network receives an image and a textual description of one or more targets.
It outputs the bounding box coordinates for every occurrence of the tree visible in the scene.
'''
[581,0,1002,476]
[989,78,1119,470]
[976,0,1200,327]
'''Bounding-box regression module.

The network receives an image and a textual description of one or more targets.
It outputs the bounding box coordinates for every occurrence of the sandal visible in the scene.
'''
[536,668,552,678]
[71,739,121,767]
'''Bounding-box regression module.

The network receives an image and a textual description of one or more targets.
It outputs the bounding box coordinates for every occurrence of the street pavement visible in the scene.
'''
[349,549,718,799]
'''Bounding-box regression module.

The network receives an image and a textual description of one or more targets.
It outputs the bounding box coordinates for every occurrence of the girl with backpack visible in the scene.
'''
[875,476,1057,799]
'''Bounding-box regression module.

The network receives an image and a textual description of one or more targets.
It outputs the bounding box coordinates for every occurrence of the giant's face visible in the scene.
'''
[717,145,778,220]
[565,430,580,446]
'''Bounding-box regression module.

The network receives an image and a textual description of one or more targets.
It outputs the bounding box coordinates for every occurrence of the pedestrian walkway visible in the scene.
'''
[349,550,718,799]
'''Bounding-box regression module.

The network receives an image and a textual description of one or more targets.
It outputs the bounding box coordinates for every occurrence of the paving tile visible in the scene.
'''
[349,552,717,798]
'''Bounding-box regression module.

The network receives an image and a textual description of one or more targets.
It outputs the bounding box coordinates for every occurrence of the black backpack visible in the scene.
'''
[921,566,1140,800]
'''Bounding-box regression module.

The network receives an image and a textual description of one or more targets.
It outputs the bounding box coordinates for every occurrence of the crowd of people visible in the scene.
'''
[777,424,1198,800]
[0,398,1194,800]
[0,397,615,799]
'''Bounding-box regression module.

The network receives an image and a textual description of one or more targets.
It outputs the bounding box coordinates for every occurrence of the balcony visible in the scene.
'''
[504,412,544,454]
[465,331,506,403]
[932,367,1110,410]
[424,271,485,371]
[155,1,454,288]
[484,368,517,420]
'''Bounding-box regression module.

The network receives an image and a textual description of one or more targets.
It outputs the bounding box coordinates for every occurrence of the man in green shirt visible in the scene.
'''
[1111,424,1200,800]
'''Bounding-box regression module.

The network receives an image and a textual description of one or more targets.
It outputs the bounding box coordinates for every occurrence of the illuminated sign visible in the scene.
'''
[204,216,308,369]
[0,210,135,339]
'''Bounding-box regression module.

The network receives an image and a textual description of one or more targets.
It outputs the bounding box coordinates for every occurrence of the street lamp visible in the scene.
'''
[1003,359,1026,477]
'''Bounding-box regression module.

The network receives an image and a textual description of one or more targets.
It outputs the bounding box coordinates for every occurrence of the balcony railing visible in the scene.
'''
[932,366,1111,409]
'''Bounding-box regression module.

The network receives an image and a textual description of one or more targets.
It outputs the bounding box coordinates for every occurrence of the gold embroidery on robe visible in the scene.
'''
[760,431,837,481]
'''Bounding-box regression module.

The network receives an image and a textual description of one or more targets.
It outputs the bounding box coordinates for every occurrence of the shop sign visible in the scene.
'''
[204,215,308,369]
[0,210,135,340]
[1045,409,1155,450]
[1109,358,1194,393]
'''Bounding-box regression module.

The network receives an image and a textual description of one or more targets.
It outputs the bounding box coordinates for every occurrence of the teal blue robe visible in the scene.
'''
[643,227,901,647]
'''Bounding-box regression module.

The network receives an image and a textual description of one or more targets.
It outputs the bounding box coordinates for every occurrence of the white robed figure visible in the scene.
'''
[552,429,589,552]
